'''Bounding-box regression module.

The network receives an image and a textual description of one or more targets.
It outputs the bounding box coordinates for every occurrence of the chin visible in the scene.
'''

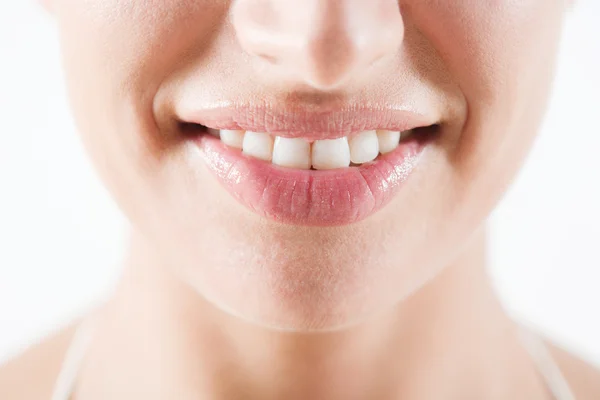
[168,226,428,332]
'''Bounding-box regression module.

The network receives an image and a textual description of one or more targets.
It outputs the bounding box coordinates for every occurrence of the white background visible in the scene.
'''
[0,0,599,365]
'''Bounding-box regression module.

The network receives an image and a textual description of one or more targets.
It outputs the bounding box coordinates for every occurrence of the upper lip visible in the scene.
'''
[177,103,438,141]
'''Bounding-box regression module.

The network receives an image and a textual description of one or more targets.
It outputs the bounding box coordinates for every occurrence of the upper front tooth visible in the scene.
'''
[272,137,311,170]
[376,130,401,154]
[220,129,245,149]
[243,131,274,161]
[349,130,379,164]
[312,137,351,170]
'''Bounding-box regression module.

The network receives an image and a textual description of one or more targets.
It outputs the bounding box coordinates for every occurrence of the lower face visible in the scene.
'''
[52,0,566,330]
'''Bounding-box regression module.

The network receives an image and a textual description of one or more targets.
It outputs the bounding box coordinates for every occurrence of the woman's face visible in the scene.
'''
[49,0,567,330]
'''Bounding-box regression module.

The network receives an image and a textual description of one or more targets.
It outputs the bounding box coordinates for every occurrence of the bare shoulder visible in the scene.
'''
[547,341,600,400]
[0,324,77,400]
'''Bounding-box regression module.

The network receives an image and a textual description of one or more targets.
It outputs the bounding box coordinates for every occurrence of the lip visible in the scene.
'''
[179,103,435,141]
[180,104,436,226]
[194,134,426,226]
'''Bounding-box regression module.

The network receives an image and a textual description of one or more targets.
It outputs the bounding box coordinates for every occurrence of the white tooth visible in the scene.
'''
[242,131,274,161]
[311,137,351,170]
[220,129,244,149]
[376,130,401,154]
[272,137,311,169]
[349,130,379,164]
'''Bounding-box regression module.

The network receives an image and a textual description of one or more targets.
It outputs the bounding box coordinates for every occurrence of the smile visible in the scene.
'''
[206,128,416,169]
[179,106,440,226]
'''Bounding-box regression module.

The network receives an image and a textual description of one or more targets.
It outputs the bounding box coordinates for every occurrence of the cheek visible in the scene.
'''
[52,0,226,220]
[54,0,224,108]
[408,0,566,213]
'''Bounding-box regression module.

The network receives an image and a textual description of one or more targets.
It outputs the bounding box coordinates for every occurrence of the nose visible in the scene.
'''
[231,0,404,90]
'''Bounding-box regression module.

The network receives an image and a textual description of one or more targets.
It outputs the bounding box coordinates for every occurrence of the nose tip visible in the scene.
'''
[232,0,404,90]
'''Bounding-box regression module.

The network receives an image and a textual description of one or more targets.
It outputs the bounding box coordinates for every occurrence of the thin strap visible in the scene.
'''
[50,320,575,400]
[50,318,95,400]
[519,328,577,400]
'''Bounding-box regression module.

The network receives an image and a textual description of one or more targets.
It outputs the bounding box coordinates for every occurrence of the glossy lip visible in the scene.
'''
[180,104,436,226]
[194,134,426,226]
[178,103,435,140]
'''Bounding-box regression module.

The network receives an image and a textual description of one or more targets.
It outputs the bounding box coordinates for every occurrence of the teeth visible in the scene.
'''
[349,130,379,164]
[220,129,245,149]
[376,130,401,154]
[312,137,351,170]
[242,131,274,161]
[218,129,408,169]
[272,137,311,170]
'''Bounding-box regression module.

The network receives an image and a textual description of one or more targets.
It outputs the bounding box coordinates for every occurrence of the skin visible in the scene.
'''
[1,0,599,399]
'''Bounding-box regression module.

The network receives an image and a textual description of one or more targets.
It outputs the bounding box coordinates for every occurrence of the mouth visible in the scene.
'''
[178,105,440,226]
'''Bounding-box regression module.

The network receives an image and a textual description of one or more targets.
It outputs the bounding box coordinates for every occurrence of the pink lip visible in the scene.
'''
[195,135,425,226]
[180,104,436,225]
[179,104,434,140]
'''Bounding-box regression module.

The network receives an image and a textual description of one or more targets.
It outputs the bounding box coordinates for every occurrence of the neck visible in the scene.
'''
[75,228,550,400]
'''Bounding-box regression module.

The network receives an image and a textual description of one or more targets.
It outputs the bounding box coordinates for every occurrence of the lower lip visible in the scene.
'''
[195,135,425,226]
